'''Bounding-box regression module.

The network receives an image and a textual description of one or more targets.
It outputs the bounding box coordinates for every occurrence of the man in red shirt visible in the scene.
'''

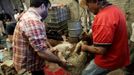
[80,0,130,75]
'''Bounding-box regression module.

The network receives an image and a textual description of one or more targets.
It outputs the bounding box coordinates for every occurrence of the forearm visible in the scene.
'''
[37,49,62,64]
[85,45,106,54]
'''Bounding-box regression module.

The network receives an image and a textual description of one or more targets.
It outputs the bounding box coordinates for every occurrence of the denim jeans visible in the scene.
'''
[82,60,110,75]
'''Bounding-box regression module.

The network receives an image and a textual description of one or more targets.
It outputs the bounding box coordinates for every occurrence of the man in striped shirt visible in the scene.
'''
[13,0,68,75]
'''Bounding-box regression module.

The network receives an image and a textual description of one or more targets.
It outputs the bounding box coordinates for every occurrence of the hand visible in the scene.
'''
[58,61,74,70]
[81,32,89,41]
[81,44,88,52]
[80,31,93,45]
[50,47,57,52]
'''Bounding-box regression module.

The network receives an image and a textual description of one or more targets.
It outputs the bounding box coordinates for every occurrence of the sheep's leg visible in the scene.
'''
[58,52,66,62]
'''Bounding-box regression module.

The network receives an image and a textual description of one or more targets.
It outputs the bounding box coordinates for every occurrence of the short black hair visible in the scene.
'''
[30,0,51,7]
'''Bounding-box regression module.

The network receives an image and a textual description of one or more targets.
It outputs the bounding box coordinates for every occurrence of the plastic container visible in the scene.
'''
[67,21,82,30]
[67,21,83,37]
[68,29,82,37]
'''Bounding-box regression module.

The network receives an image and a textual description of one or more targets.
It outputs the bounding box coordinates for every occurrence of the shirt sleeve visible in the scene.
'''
[92,15,116,46]
[24,20,47,52]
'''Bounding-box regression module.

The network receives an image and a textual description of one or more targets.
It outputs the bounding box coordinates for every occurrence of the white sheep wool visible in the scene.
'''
[52,41,74,62]
[67,41,88,75]
[53,40,88,75]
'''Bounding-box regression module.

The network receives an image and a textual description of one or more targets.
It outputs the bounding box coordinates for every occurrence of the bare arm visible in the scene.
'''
[37,49,70,69]
[37,49,62,64]
[81,45,108,55]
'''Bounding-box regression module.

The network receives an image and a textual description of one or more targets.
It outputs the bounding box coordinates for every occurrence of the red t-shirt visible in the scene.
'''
[92,5,130,70]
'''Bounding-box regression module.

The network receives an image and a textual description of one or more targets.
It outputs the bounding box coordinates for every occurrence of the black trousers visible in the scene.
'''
[31,70,44,75]
[125,64,134,75]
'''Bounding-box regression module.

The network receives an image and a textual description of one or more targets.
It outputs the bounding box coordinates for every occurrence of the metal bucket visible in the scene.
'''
[68,21,82,37]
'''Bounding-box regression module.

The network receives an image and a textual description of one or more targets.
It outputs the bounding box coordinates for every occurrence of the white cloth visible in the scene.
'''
[14,13,20,21]
[130,23,134,42]
[0,21,5,36]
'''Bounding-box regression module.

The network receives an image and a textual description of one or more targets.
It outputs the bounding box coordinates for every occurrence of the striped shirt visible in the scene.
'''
[13,8,47,72]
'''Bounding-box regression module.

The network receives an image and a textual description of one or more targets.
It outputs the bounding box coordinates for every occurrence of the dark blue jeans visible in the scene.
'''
[82,60,110,75]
